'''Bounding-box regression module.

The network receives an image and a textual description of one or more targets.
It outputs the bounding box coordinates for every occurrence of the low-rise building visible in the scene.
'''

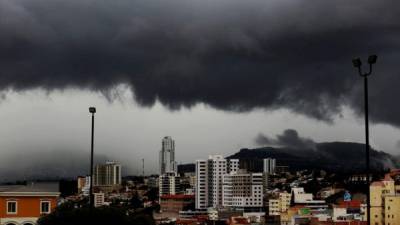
[268,192,292,216]
[0,183,60,225]
[93,192,105,208]
[222,170,264,210]
[370,172,400,225]
[159,194,194,213]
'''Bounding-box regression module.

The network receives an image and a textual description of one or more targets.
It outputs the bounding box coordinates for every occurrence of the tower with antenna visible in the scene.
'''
[142,158,145,177]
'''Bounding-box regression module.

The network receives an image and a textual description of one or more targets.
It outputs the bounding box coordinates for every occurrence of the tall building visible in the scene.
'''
[159,172,181,196]
[159,136,177,175]
[195,155,239,209]
[263,158,276,174]
[93,161,122,186]
[222,170,264,209]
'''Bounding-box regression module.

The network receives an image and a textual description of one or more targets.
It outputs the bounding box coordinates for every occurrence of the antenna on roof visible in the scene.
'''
[142,158,145,177]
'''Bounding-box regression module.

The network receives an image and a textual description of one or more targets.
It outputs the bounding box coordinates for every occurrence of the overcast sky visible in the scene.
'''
[1,0,400,179]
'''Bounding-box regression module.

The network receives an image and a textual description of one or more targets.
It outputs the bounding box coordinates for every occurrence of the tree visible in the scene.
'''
[130,193,143,209]
[37,203,155,225]
[145,188,159,202]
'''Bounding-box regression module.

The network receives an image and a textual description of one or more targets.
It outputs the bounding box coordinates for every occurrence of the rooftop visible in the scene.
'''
[160,194,195,199]
[0,182,59,195]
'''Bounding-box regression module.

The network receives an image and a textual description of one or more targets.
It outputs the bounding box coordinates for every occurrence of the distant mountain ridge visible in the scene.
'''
[226,142,399,173]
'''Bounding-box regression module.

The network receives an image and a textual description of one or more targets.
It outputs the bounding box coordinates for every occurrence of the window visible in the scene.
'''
[41,201,51,214]
[7,201,17,214]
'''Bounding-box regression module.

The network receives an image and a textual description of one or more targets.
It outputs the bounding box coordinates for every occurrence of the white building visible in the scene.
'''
[159,172,181,196]
[159,136,177,175]
[291,187,315,203]
[93,161,122,186]
[263,158,276,174]
[195,155,239,209]
[94,192,105,207]
[81,175,91,196]
[291,187,327,212]
[222,170,264,208]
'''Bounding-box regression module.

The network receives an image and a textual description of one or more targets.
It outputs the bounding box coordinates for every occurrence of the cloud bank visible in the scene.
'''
[1,0,400,125]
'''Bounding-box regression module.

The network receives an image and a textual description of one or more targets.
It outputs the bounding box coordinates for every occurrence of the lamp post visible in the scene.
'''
[352,55,377,225]
[89,106,96,209]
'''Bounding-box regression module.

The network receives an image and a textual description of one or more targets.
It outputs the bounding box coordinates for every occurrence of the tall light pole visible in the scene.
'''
[89,106,96,209]
[352,55,377,225]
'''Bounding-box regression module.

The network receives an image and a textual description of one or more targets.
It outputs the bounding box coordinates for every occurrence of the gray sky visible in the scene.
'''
[1,0,400,179]
[0,87,399,178]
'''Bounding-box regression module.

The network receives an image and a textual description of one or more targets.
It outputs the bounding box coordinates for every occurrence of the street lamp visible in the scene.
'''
[89,107,96,209]
[352,55,377,225]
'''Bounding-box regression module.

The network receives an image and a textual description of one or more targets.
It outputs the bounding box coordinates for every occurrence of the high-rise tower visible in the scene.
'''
[263,158,276,174]
[159,136,177,175]
[195,155,239,209]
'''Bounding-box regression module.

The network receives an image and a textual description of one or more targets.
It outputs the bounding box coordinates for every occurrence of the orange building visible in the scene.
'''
[0,183,60,225]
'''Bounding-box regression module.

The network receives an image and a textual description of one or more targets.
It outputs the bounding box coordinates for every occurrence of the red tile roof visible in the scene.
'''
[160,194,195,199]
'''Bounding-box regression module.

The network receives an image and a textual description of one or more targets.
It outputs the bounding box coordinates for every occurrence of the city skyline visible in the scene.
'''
[1,0,400,224]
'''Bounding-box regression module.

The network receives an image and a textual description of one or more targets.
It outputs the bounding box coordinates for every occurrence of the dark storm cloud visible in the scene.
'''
[1,0,400,124]
[255,129,316,149]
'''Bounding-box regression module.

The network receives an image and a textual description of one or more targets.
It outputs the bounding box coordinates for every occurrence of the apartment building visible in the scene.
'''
[222,170,264,209]
[159,172,181,196]
[0,183,60,225]
[263,158,276,175]
[370,172,400,225]
[93,161,122,187]
[195,155,239,209]
[93,192,105,208]
[268,192,292,216]
[160,194,195,213]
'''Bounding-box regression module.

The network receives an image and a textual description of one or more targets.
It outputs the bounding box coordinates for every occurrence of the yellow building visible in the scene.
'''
[280,192,292,212]
[370,173,400,225]
[384,195,400,225]
[268,192,292,216]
